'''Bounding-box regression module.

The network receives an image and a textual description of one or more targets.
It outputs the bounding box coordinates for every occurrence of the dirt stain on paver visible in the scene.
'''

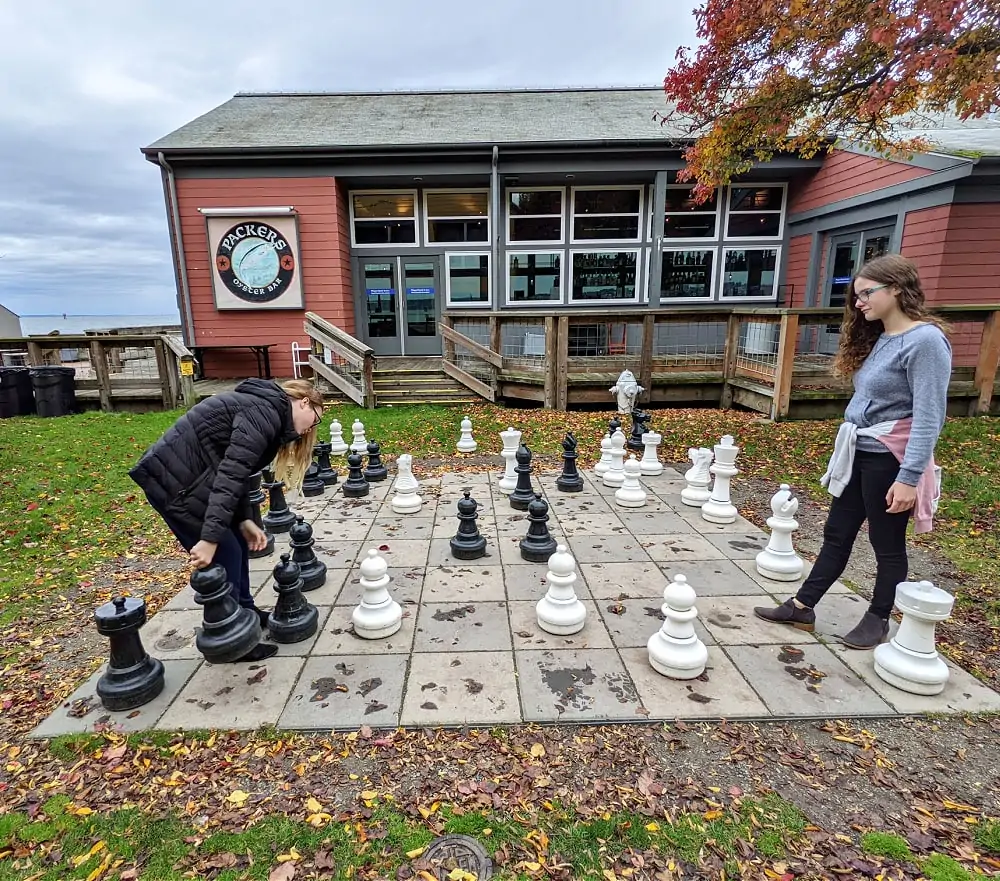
[364,701,389,715]
[644,605,666,620]
[464,678,483,694]
[357,677,382,697]
[420,701,438,710]
[309,677,345,702]
[707,613,740,630]
[433,605,476,622]
[154,630,190,652]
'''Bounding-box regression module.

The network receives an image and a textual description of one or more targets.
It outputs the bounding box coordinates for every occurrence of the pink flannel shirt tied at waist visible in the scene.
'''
[819,418,942,533]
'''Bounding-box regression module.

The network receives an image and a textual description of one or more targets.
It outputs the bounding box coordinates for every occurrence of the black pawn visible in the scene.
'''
[556,431,584,492]
[609,416,622,437]
[342,451,370,498]
[509,443,536,511]
[289,515,328,590]
[302,462,325,497]
[450,490,487,560]
[521,493,558,563]
[191,564,262,663]
[363,440,388,482]
[628,409,650,452]
[94,596,165,711]
[247,471,275,559]
[315,441,338,486]
[268,553,319,644]
[262,469,297,533]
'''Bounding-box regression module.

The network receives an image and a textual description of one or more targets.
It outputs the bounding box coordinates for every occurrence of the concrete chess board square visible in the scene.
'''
[30,464,999,737]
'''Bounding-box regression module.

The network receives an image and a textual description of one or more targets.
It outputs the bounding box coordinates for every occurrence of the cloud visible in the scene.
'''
[0,0,698,317]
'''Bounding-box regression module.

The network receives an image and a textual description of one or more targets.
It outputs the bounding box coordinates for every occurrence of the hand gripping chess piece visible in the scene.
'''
[191,564,263,663]
[873,580,954,695]
[615,455,647,508]
[94,596,164,711]
[639,431,663,477]
[498,426,521,493]
[509,443,536,511]
[391,453,423,514]
[450,490,488,560]
[350,419,368,454]
[701,435,740,524]
[328,418,349,455]
[352,548,402,639]
[610,368,644,415]
[289,515,328,590]
[647,573,708,679]
[456,415,477,452]
[536,544,587,635]
[602,429,627,488]
[755,484,804,581]
[520,493,558,562]
[681,448,714,507]
[268,553,319,644]
[556,431,584,492]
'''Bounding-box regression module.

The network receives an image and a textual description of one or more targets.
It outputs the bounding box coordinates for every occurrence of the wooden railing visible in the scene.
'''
[303,312,376,409]
[441,304,1000,420]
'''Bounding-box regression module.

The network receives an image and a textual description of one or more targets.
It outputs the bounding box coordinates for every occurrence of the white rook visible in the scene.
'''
[639,431,663,476]
[755,484,804,581]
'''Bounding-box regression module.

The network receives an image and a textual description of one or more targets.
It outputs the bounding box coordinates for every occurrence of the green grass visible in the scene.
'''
[922,853,973,881]
[974,819,1000,854]
[861,831,913,860]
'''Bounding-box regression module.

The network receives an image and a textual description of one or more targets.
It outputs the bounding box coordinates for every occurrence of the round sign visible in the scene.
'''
[421,834,493,879]
[215,221,295,303]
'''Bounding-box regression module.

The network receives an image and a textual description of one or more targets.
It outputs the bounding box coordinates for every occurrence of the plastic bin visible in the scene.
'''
[30,366,77,417]
[0,367,35,417]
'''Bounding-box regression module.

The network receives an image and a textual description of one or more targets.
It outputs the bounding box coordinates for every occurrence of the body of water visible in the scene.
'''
[17,314,181,336]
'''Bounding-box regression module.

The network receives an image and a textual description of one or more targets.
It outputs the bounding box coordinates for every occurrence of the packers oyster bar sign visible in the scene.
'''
[205,213,304,310]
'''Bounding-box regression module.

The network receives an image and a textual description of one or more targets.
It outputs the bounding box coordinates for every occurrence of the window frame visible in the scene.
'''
[444,250,492,308]
[569,185,645,245]
[723,182,787,241]
[421,188,491,247]
[652,247,719,303]
[349,188,420,248]
[569,248,642,305]
[505,186,566,246]
[650,184,723,243]
[505,250,565,307]
[719,246,782,302]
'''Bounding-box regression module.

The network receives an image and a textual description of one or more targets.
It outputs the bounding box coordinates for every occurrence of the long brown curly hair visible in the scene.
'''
[272,379,325,493]
[832,254,950,378]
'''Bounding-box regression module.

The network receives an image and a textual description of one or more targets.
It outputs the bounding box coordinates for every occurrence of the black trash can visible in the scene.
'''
[0,367,35,417]
[30,366,77,418]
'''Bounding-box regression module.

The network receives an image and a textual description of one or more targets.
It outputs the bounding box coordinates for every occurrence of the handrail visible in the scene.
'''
[303,312,376,409]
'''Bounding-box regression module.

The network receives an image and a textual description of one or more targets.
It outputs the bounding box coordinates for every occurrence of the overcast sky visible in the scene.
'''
[0,0,699,319]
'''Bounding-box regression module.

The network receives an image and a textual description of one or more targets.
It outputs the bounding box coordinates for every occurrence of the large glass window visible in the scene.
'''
[352,192,417,245]
[571,251,639,302]
[508,253,561,304]
[725,186,784,238]
[662,187,718,239]
[660,250,714,300]
[508,189,563,243]
[571,188,642,242]
[425,191,488,243]
[446,253,490,306]
[721,248,778,299]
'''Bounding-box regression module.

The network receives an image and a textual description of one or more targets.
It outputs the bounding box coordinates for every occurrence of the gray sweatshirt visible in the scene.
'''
[842,322,952,485]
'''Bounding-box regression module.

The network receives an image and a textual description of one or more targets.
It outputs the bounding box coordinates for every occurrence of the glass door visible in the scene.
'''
[401,259,442,356]
[355,256,443,356]
[360,259,401,356]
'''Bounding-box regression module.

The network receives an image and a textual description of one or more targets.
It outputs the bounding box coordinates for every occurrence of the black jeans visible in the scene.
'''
[796,449,912,619]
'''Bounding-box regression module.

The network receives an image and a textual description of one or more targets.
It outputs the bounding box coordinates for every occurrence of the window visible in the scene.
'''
[571,187,643,242]
[660,249,715,300]
[425,191,489,244]
[661,186,719,239]
[446,253,491,306]
[571,251,639,302]
[508,189,563,243]
[351,191,417,246]
[721,248,779,299]
[507,252,562,305]
[725,185,785,238]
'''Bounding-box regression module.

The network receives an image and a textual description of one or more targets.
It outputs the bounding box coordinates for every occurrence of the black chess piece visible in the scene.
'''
[609,415,622,437]
[268,553,319,644]
[315,440,338,485]
[556,431,584,492]
[94,596,165,711]
[450,490,487,560]
[191,564,263,663]
[342,451,370,498]
[509,443,536,511]
[628,409,651,452]
[247,471,275,559]
[262,468,297,533]
[363,440,388,482]
[520,493,558,562]
[289,515,328,590]
[302,462,325,497]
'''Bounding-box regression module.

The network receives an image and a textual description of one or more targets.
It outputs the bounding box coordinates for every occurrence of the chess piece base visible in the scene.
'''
[297,558,328,591]
[701,501,737,524]
[647,633,708,680]
[640,463,664,476]
[196,607,262,664]
[363,466,388,482]
[262,510,297,533]
[269,604,319,644]
[520,536,558,563]
[353,604,403,640]
[680,486,711,507]
[536,598,587,635]
[614,487,646,508]
[248,533,275,559]
[342,483,370,498]
[392,494,423,514]
[556,475,584,492]
[873,642,949,695]
[509,492,534,511]
[754,561,803,581]
[96,656,165,711]
[450,536,487,560]
[602,471,625,488]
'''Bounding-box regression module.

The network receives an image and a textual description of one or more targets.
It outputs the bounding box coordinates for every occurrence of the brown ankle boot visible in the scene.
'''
[753,598,816,632]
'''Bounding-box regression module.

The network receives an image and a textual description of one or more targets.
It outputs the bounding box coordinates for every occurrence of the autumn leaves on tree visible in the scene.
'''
[660,0,1000,199]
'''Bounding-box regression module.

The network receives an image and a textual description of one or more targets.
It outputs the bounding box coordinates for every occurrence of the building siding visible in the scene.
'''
[174,175,353,379]
[783,234,812,307]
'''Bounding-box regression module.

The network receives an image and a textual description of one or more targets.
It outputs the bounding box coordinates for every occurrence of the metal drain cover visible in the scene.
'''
[421,834,493,879]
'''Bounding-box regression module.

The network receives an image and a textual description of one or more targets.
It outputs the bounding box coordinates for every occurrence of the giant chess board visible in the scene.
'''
[32,466,1000,737]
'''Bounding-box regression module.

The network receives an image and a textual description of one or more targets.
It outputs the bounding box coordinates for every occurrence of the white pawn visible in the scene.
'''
[456,416,477,453]
[874,580,954,695]
[329,419,349,456]
[755,484,804,581]
[594,433,613,477]
[352,548,402,639]
[498,427,521,493]
[391,453,423,514]
[680,447,714,507]
[350,419,368,454]
[536,544,587,635]
[615,456,647,508]
[701,435,740,524]
[639,431,663,476]
[647,573,708,679]
[602,429,627,488]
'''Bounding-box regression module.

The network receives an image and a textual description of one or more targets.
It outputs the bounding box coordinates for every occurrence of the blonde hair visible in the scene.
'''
[273,379,325,493]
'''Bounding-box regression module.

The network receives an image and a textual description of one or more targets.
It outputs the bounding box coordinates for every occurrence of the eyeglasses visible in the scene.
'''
[310,405,323,429]
[855,283,890,303]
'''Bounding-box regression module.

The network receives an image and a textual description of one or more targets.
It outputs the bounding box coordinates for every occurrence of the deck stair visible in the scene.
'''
[373,358,482,406]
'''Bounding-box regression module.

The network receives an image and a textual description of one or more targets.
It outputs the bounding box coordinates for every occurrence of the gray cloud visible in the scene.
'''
[0,0,697,318]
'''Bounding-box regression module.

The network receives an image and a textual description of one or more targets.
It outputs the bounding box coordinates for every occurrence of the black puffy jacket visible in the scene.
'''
[129,379,300,543]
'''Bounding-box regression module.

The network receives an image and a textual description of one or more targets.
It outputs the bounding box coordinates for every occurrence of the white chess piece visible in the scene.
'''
[350,419,368,454]
[873,580,954,695]
[680,447,714,507]
[352,548,402,639]
[639,431,663,476]
[647,573,708,679]
[755,484,804,581]
[498,427,521,493]
[594,433,613,477]
[615,456,647,508]
[329,419,349,456]
[456,416,477,452]
[701,435,740,524]
[536,544,587,635]
[602,429,627,488]
[391,453,423,514]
